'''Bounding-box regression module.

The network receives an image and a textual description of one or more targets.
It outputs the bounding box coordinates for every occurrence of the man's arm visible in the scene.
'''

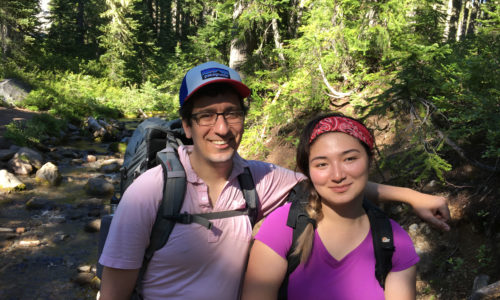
[99,267,139,300]
[365,182,451,231]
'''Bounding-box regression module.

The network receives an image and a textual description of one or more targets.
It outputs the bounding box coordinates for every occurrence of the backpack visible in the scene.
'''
[96,117,260,297]
[277,181,395,299]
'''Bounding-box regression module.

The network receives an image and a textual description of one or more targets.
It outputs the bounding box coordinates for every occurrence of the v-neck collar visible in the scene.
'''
[315,229,372,266]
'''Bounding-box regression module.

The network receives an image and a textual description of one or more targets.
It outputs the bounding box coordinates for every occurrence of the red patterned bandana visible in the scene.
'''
[309,116,374,150]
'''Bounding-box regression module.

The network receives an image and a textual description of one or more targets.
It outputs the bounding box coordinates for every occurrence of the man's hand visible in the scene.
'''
[366,182,451,231]
[411,194,450,231]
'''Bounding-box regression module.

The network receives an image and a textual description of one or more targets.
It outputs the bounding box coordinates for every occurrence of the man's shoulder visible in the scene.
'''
[123,165,164,196]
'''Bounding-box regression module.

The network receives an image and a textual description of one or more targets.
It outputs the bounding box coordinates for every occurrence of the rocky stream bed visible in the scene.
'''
[0,117,135,300]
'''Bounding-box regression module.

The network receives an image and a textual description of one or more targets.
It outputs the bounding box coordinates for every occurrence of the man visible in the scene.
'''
[99,61,450,299]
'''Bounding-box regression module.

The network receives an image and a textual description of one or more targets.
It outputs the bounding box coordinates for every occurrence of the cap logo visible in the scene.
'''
[201,68,230,80]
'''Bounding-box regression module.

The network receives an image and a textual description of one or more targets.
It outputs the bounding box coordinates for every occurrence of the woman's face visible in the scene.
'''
[308,132,369,207]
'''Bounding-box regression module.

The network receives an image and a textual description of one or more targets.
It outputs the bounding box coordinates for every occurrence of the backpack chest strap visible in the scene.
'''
[164,209,251,230]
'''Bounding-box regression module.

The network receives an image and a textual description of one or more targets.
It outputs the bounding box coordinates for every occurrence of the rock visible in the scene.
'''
[86,154,97,162]
[25,197,53,210]
[72,272,94,286]
[100,162,121,173]
[85,176,114,197]
[0,169,26,191]
[422,180,440,193]
[35,162,62,186]
[0,148,17,161]
[78,265,92,273]
[59,149,80,158]
[7,147,44,174]
[76,197,103,208]
[19,240,41,247]
[84,219,101,233]
[409,223,419,234]
[0,78,31,106]
[67,123,79,131]
[473,274,490,291]
[52,233,70,243]
[7,156,33,175]
[470,280,500,300]
[15,227,26,234]
[0,227,14,233]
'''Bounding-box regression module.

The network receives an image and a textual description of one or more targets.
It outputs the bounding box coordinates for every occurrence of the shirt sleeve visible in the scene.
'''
[99,165,164,269]
[254,202,294,259]
[390,219,420,272]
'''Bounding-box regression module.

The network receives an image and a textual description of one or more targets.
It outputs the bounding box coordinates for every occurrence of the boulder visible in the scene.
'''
[0,78,31,106]
[85,176,114,197]
[35,162,62,186]
[7,147,43,174]
[25,197,54,210]
[0,148,17,161]
[0,169,26,191]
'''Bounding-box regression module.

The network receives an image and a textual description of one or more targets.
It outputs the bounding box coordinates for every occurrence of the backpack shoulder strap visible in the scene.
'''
[237,166,259,226]
[134,144,186,296]
[363,199,395,289]
[278,181,311,300]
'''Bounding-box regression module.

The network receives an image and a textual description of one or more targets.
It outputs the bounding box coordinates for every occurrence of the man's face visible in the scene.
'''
[182,90,244,168]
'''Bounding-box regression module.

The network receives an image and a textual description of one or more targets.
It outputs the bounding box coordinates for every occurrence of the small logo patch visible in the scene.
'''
[201,68,230,80]
[382,237,391,243]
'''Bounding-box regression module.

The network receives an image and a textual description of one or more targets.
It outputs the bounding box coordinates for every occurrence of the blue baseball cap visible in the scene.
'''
[179,61,251,107]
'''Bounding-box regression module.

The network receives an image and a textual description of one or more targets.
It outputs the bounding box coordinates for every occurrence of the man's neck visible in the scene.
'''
[187,151,234,207]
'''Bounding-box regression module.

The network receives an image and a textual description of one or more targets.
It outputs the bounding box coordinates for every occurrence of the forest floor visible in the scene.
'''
[0,107,499,299]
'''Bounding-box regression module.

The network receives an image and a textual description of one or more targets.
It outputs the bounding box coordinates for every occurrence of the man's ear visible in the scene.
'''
[182,119,192,139]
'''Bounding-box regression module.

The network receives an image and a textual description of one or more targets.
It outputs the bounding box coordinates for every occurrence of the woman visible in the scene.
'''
[242,113,419,300]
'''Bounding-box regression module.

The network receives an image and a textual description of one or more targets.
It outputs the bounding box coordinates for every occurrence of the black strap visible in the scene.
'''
[238,166,259,226]
[279,188,394,299]
[134,145,186,297]
[278,181,310,300]
[363,199,395,289]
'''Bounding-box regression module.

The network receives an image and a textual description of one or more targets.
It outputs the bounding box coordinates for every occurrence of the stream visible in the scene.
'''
[0,120,140,300]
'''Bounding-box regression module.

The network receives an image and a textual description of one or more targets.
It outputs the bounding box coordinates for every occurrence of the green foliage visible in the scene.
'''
[4,113,65,147]
[19,71,178,122]
[475,244,493,271]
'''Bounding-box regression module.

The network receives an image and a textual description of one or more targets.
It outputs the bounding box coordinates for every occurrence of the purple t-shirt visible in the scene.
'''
[255,202,419,300]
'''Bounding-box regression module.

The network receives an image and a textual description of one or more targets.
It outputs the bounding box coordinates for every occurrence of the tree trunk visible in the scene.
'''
[0,23,7,58]
[229,0,247,72]
[464,0,475,36]
[442,0,454,41]
[456,0,466,42]
[271,18,285,64]
[76,0,85,45]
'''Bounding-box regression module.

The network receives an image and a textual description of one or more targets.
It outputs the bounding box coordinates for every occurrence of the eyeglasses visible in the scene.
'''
[191,110,245,126]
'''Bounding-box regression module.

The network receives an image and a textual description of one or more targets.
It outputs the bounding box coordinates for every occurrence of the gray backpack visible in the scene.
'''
[97,117,259,298]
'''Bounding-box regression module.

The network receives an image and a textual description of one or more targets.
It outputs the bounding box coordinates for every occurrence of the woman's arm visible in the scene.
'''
[365,182,450,231]
[242,240,288,300]
[384,265,417,300]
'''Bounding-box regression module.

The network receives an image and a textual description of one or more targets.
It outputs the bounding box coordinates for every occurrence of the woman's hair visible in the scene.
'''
[179,82,248,125]
[292,112,374,264]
